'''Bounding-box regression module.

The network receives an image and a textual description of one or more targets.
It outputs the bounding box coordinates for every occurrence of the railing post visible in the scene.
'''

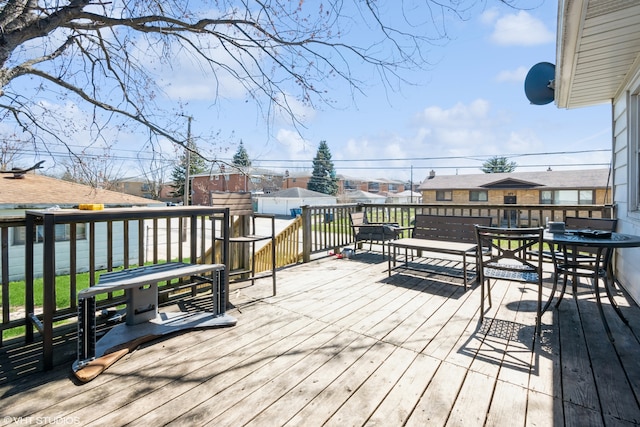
[302,205,312,263]
[42,213,56,370]
[25,214,35,344]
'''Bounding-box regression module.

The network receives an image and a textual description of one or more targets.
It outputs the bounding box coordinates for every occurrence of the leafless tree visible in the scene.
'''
[0,137,24,169]
[136,146,173,200]
[60,145,125,189]
[0,1,518,160]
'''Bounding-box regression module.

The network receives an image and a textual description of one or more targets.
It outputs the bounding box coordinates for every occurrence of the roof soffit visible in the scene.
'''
[556,0,640,108]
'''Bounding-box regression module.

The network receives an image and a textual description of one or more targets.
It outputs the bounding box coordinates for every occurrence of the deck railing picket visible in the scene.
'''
[0,202,614,369]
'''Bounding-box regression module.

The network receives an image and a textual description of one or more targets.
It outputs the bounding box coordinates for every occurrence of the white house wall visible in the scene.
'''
[613,68,640,304]
[257,197,337,216]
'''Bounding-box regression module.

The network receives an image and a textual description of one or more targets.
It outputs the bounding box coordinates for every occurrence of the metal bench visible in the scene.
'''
[388,215,492,290]
[73,262,236,382]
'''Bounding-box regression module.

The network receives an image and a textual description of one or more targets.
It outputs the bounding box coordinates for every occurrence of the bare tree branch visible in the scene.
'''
[0,0,520,165]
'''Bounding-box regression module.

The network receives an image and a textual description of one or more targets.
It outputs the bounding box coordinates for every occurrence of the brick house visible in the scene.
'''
[284,171,406,195]
[418,168,611,225]
[190,167,284,206]
[112,177,159,199]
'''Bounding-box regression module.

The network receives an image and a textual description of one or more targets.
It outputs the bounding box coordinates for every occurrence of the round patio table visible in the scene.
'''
[543,230,640,341]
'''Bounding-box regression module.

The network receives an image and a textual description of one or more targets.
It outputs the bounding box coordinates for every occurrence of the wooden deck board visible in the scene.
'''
[245,331,376,426]
[367,353,440,426]
[283,340,397,425]
[2,252,640,426]
[324,346,418,426]
[405,360,467,426]
[225,328,367,426]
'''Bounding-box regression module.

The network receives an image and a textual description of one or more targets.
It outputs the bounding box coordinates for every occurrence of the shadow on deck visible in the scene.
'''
[2,251,640,426]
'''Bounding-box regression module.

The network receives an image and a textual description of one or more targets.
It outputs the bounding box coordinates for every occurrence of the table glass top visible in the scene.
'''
[544,230,640,248]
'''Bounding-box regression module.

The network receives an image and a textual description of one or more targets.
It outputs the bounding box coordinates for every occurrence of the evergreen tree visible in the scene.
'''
[481,156,517,173]
[171,140,207,202]
[308,141,338,195]
[232,141,252,167]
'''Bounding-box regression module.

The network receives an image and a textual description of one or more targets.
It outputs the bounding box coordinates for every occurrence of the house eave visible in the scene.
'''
[555,0,640,109]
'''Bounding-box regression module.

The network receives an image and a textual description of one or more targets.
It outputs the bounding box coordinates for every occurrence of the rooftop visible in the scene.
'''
[418,169,610,191]
[0,173,163,209]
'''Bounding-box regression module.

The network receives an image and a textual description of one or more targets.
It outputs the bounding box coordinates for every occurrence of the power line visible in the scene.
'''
[245,149,611,164]
[11,144,611,176]
[250,162,611,171]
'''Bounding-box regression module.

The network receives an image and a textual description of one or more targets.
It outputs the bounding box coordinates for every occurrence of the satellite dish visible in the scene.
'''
[524,62,555,105]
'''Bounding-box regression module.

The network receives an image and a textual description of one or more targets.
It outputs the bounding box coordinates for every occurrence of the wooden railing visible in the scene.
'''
[298,202,615,262]
[0,202,614,366]
[249,202,615,269]
[254,215,303,272]
[0,207,232,369]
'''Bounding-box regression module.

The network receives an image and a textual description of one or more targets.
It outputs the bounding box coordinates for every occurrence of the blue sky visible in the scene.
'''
[177,0,612,182]
[6,1,613,184]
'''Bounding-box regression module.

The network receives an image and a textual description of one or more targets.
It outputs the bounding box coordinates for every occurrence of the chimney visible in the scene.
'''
[428,170,436,179]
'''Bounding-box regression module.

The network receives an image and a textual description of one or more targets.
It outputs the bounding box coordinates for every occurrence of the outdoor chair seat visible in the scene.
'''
[475,225,548,335]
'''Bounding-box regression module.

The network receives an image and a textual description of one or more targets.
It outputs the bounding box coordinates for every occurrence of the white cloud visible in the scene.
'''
[504,129,544,153]
[490,11,554,46]
[156,46,248,101]
[414,99,491,128]
[275,128,313,160]
[480,8,500,26]
[496,66,529,83]
[273,93,317,125]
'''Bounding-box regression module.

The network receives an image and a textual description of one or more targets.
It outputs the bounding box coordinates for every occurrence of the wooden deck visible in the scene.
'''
[2,251,640,426]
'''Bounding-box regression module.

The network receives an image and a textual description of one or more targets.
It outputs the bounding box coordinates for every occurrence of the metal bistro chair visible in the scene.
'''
[550,217,618,306]
[475,225,545,335]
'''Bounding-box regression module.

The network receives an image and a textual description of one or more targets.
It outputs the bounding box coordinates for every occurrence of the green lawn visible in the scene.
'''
[3,260,190,340]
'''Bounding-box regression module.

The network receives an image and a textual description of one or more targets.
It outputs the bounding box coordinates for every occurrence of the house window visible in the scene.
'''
[631,89,640,212]
[469,190,488,202]
[436,190,452,201]
[13,224,87,245]
[368,182,380,192]
[540,190,595,205]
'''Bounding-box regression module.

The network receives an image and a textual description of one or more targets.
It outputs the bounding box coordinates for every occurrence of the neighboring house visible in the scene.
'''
[112,177,156,199]
[158,182,182,205]
[340,190,387,204]
[554,2,640,303]
[0,173,164,281]
[340,175,405,194]
[418,169,611,226]
[284,172,406,195]
[255,187,337,216]
[386,190,422,204]
[190,167,284,205]
[283,171,312,191]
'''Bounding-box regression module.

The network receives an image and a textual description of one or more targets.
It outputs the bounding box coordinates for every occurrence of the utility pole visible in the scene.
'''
[410,165,413,204]
[183,116,192,207]
[181,115,192,243]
